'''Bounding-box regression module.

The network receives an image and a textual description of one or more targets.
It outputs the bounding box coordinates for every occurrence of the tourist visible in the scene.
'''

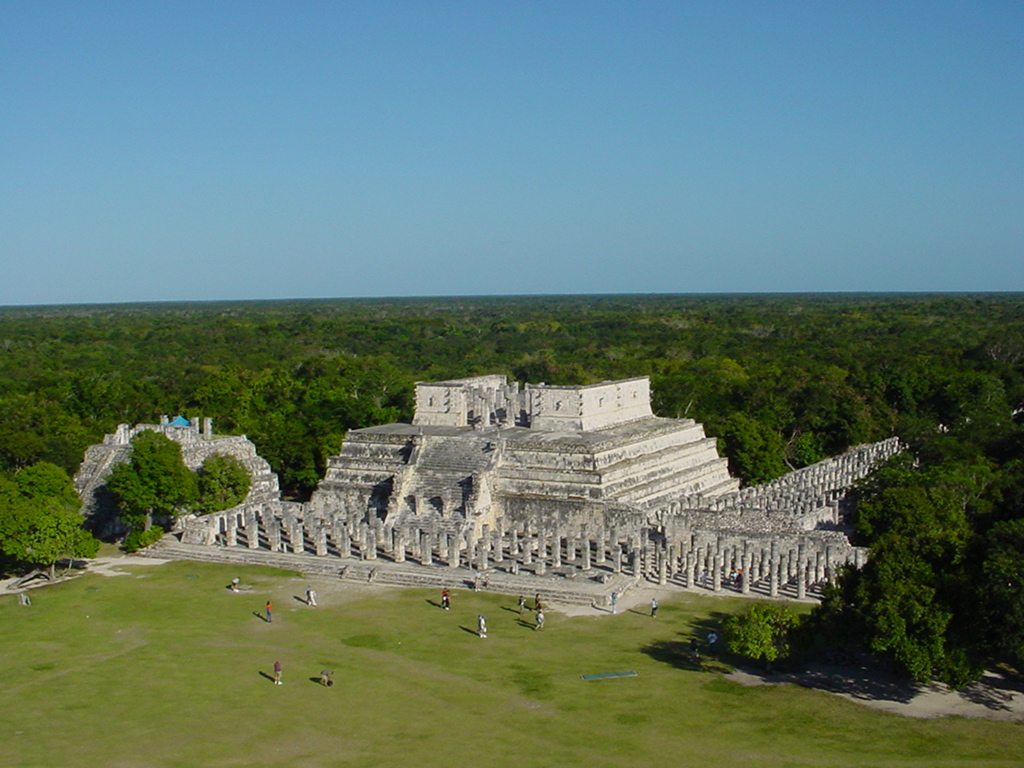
[306,586,317,606]
[534,593,542,611]
[689,638,700,662]
[273,660,282,685]
[707,632,718,651]
[320,669,333,687]
[535,609,545,631]
[651,598,658,618]
[610,592,618,614]
[230,577,240,592]
[265,600,273,622]
[478,614,487,638]
[441,588,450,610]
[518,595,526,614]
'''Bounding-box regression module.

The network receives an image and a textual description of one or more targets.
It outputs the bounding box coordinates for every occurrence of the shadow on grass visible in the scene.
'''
[959,671,1024,711]
[781,662,919,704]
[641,610,734,675]
[459,626,482,636]
[258,671,275,683]
[642,638,718,672]
[252,611,271,623]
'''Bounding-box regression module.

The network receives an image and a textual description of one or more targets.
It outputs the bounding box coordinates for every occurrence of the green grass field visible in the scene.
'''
[3,559,1022,768]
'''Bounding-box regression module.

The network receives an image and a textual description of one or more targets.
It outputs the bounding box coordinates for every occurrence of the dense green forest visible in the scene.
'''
[2,293,1023,684]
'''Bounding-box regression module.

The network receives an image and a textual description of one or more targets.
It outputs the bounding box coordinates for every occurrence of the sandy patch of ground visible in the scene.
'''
[727,664,1024,721]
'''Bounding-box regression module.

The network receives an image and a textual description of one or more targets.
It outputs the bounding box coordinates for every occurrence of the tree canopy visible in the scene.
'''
[106,431,197,550]
[196,453,251,514]
[0,462,98,577]
[723,602,800,671]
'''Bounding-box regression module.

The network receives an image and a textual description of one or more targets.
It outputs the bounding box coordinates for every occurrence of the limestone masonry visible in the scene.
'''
[75,376,902,603]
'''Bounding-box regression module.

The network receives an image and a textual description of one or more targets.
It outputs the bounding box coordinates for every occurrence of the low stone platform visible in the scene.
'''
[142,535,641,608]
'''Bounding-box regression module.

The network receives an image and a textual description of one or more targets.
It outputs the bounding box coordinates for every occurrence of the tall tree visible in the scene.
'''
[106,431,197,545]
[723,602,800,671]
[196,453,251,513]
[0,463,98,578]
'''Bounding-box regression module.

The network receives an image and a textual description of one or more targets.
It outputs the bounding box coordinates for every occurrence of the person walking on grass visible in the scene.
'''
[273,660,282,685]
[518,595,526,615]
[478,614,487,639]
[535,609,545,631]
[265,600,273,623]
[441,588,450,610]
[651,598,659,618]
[306,586,317,607]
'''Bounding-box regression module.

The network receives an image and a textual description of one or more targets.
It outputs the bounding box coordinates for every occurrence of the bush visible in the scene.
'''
[122,527,165,553]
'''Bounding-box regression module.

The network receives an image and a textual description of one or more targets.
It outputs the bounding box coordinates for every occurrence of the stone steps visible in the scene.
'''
[142,536,633,607]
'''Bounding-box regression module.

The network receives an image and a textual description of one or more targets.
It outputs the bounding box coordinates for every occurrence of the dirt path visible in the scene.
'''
[726,664,1024,721]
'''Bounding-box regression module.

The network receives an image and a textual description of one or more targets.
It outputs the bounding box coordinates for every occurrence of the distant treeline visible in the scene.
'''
[1,293,1021,495]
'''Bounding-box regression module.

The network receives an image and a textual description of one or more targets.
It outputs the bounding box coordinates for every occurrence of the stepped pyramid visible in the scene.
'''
[312,375,739,535]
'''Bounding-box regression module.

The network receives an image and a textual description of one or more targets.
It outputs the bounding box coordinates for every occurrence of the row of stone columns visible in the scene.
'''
[650,532,863,596]
[200,508,863,599]
[204,507,652,576]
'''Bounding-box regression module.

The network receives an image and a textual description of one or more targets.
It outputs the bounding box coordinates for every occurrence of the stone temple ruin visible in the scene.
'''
[75,376,902,605]
[75,415,280,538]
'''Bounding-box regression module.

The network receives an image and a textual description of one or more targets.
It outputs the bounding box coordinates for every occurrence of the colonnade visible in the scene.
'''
[181,502,864,598]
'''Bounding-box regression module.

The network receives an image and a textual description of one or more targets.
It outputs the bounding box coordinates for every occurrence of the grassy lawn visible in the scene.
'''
[3,559,1022,768]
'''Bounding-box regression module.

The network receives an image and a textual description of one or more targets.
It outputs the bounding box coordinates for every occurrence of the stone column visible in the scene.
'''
[365,526,378,560]
[489,527,500,566]
[476,537,488,573]
[417,529,429,565]
[552,528,562,568]
[741,551,751,595]
[225,514,238,547]
[582,536,592,571]
[658,546,668,585]
[315,523,328,557]
[335,521,351,559]
[448,534,460,569]
[267,517,282,553]
[535,532,548,575]
[246,510,260,549]
[357,521,369,556]
[712,553,722,592]
[394,528,406,563]
[595,526,606,565]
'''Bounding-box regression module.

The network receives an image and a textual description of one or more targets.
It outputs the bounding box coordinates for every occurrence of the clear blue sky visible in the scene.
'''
[2,1,1022,305]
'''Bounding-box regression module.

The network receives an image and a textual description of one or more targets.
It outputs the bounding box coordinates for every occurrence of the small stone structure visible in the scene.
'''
[76,376,902,601]
[74,416,279,537]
